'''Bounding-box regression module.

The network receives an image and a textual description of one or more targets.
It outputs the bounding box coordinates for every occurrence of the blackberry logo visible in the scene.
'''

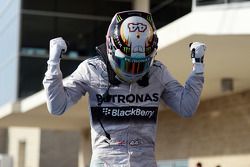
[102,108,111,116]
[102,107,155,118]
[91,106,158,123]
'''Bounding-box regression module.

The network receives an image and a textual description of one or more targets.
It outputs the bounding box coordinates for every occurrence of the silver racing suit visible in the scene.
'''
[43,46,204,167]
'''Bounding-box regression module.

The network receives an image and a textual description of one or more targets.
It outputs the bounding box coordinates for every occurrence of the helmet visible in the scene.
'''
[106,10,158,83]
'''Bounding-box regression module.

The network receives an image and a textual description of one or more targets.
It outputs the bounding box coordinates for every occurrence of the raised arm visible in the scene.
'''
[161,42,206,117]
[43,37,88,115]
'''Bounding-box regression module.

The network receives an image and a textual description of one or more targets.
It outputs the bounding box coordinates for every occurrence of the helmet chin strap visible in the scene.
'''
[137,73,149,87]
[96,43,121,86]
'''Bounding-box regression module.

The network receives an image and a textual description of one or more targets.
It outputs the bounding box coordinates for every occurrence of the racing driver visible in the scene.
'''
[43,10,206,167]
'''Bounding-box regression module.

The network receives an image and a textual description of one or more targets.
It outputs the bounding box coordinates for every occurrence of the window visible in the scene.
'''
[18,141,26,167]
[21,0,131,58]
[151,0,192,29]
[18,0,132,98]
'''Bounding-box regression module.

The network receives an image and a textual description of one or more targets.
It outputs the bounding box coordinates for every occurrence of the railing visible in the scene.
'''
[192,0,250,10]
[20,47,86,60]
[196,0,250,6]
[157,159,188,167]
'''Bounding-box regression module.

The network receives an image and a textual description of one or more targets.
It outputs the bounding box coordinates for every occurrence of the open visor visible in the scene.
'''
[112,53,154,75]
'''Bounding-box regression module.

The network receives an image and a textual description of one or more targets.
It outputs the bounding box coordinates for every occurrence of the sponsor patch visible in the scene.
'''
[91,106,158,123]
[96,93,159,106]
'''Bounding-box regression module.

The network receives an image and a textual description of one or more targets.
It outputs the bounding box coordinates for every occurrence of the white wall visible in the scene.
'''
[8,127,41,167]
[157,6,250,50]
[189,154,250,167]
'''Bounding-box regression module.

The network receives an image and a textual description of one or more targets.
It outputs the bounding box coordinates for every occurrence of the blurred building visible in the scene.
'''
[0,0,250,167]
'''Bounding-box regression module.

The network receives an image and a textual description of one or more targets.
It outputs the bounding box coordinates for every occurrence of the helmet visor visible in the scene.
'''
[112,53,153,75]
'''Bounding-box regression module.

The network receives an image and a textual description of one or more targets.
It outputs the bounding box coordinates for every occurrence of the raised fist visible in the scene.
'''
[189,42,207,74]
[189,42,206,64]
[48,37,67,64]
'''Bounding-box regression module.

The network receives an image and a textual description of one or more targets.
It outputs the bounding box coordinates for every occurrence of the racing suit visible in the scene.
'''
[43,44,204,167]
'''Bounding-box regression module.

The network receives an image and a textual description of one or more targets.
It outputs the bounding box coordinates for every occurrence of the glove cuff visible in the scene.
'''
[193,63,204,74]
[47,58,60,65]
[192,57,204,63]
[45,61,62,76]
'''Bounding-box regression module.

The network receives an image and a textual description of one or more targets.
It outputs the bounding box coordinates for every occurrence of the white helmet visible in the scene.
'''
[106,11,158,83]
